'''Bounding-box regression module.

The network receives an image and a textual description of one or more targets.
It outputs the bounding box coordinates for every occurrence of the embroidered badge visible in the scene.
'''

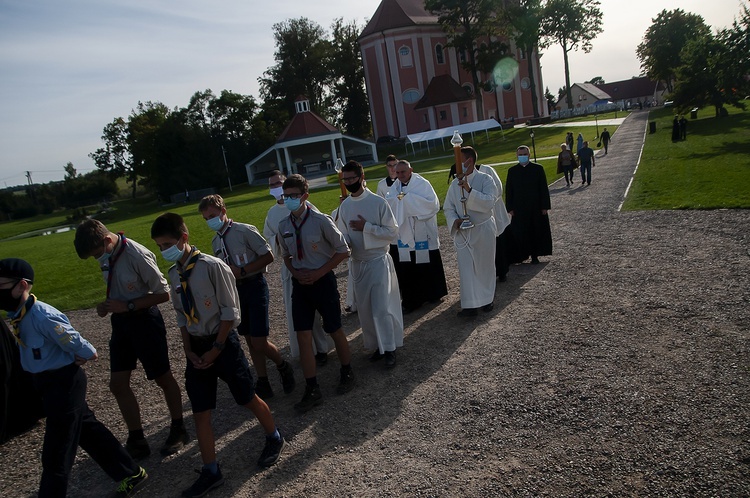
[204,298,212,309]
[54,324,65,335]
[33,348,42,360]
[311,243,318,251]
[127,282,136,292]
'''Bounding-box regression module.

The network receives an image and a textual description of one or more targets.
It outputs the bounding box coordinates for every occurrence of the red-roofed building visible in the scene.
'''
[244,96,377,183]
[358,0,547,140]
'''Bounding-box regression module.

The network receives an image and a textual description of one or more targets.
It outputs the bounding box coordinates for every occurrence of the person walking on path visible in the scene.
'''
[578,141,596,186]
[600,128,612,155]
[506,145,552,265]
[199,194,296,400]
[557,144,577,187]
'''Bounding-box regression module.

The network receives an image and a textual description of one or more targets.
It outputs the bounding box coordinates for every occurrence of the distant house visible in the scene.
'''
[555,77,666,110]
[358,0,547,141]
[244,96,377,184]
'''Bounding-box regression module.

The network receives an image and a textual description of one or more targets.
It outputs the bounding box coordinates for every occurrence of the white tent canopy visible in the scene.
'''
[406,119,503,154]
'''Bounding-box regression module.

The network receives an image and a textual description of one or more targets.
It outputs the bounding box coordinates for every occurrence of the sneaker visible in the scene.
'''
[182,466,224,498]
[160,425,189,456]
[255,377,274,399]
[258,436,287,468]
[315,352,328,367]
[336,368,356,394]
[277,361,296,394]
[294,384,323,413]
[125,438,151,460]
[115,466,148,497]
[384,351,396,369]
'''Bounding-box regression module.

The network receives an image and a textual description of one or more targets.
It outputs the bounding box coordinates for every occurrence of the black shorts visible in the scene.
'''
[291,270,342,334]
[184,331,255,413]
[235,274,270,338]
[110,306,170,380]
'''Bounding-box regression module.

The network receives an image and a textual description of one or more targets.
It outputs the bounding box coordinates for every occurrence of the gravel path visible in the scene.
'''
[2,110,748,497]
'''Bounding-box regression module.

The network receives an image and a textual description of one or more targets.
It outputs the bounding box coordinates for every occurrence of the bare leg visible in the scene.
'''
[110,370,141,431]
[153,370,183,421]
[296,330,315,379]
[330,328,351,365]
[244,394,276,434]
[193,410,215,465]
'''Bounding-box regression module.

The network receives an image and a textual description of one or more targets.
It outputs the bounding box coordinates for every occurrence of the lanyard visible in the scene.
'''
[105,233,128,298]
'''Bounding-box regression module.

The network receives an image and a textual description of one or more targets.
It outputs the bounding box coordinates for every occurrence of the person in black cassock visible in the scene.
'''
[505,145,553,264]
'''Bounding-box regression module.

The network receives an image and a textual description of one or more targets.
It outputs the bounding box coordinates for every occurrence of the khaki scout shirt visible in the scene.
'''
[166,250,240,336]
[278,204,349,271]
[210,220,271,276]
[102,235,169,301]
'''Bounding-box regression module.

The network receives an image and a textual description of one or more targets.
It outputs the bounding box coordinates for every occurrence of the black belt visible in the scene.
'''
[236,273,263,285]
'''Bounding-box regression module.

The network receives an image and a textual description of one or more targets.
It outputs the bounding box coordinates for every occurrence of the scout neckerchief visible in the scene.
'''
[216,220,233,264]
[176,247,201,325]
[105,233,128,298]
[290,204,311,260]
[10,293,36,347]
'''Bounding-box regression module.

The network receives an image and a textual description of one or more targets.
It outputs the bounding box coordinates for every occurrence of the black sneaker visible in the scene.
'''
[255,377,274,399]
[125,438,151,460]
[257,437,287,468]
[160,425,189,456]
[336,368,355,394]
[278,361,296,394]
[294,384,323,413]
[182,466,224,498]
[115,466,148,497]
[384,351,396,369]
[315,352,328,366]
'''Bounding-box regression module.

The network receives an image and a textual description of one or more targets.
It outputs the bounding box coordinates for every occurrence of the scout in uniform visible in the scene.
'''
[150,213,285,498]
[0,258,147,498]
[74,219,188,459]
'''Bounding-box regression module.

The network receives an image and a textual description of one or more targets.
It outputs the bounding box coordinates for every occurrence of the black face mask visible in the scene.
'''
[344,180,362,193]
[0,283,21,312]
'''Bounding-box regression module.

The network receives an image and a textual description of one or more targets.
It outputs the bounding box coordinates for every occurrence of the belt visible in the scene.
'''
[236,273,263,285]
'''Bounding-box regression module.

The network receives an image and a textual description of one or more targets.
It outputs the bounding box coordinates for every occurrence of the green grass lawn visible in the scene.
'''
[623,101,750,210]
[0,118,614,312]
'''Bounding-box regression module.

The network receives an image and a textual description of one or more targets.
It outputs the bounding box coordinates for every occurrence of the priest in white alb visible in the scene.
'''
[444,147,498,318]
[336,161,403,368]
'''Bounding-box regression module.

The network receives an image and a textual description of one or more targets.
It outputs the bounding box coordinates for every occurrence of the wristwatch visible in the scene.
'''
[127,301,136,312]
[212,340,225,351]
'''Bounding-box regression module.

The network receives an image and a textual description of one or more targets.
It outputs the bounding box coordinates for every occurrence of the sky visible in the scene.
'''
[0,0,743,187]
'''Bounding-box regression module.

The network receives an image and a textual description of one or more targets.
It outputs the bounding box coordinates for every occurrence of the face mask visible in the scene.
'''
[161,244,185,262]
[206,216,224,231]
[285,197,302,212]
[96,247,112,264]
[518,155,529,164]
[0,284,21,313]
[461,161,469,174]
[344,181,362,193]
[269,186,284,200]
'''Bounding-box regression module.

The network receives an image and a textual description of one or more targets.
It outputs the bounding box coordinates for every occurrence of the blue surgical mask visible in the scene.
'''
[518,155,530,164]
[285,197,302,212]
[161,244,185,262]
[206,216,224,231]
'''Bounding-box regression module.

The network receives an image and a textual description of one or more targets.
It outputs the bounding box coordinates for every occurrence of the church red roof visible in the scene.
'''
[359,0,438,39]
[414,74,473,110]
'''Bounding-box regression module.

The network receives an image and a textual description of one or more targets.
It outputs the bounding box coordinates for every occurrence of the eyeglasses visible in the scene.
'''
[342,175,360,185]
[282,193,304,200]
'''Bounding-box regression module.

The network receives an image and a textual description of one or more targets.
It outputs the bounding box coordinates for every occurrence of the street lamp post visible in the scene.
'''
[529,131,537,162]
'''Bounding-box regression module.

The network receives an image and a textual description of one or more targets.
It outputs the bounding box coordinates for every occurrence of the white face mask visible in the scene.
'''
[269,186,284,200]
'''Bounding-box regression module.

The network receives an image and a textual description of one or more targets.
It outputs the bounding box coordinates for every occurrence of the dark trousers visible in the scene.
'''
[33,363,137,498]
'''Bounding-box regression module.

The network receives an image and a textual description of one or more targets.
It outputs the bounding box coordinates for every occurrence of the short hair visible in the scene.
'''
[151,212,189,240]
[342,160,363,177]
[385,154,397,164]
[282,174,308,194]
[198,194,225,212]
[460,146,477,162]
[560,143,568,149]
[74,219,110,258]
[517,145,530,153]
[396,159,412,170]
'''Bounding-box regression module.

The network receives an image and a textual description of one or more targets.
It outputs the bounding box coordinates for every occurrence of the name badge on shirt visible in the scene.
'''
[235,253,249,266]
[32,348,42,360]
[282,232,293,238]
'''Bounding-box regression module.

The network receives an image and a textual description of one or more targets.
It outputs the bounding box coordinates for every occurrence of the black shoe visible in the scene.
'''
[277,361,296,394]
[294,384,323,413]
[587,182,591,185]
[497,274,507,282]
[401,303,418,314]
[482,302,494,313]
[125,438,151,460]
[160,425,189,456]
[336,368,356,394]
[369,350,384,362]
[384,351,396,369]
[182,466,224,498]
[115,466,148,497]
[255,377,274,399]
[457,308,478,318]
[258,437,286,468]
[531,257,540,264]
[315,352,328,367]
